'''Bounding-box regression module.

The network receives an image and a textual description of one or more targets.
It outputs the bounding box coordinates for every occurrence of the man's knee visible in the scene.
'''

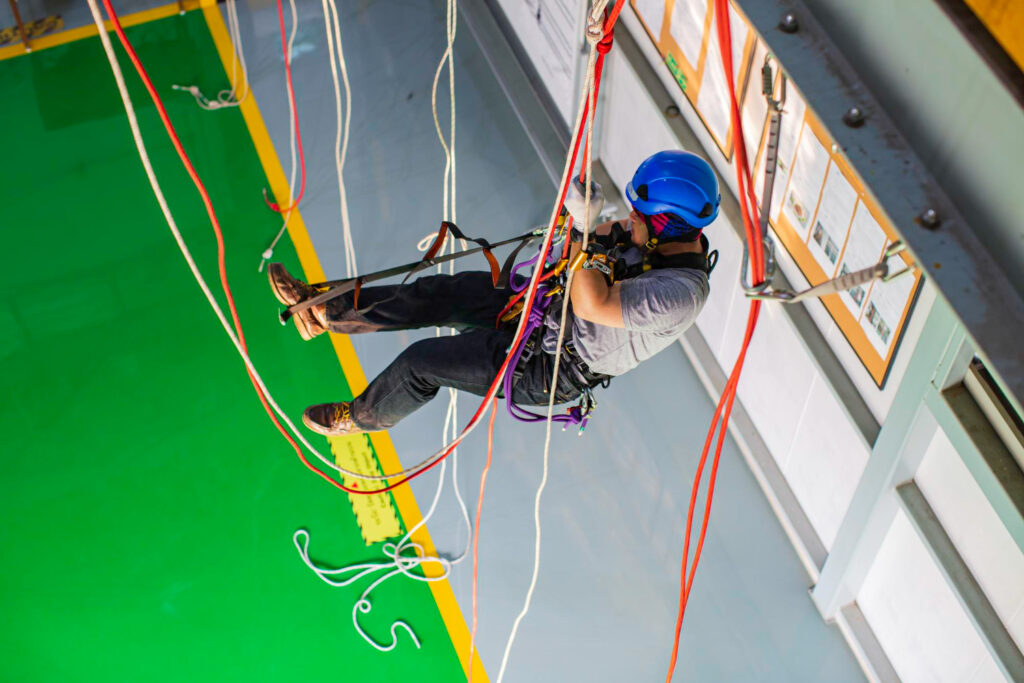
[392,338,444,394]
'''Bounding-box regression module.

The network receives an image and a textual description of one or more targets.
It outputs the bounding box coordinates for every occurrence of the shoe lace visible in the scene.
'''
[334,402,352,427]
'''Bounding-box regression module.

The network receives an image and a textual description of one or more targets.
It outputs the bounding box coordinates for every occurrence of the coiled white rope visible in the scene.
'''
[259,0,302,272]
[172,0,249,110]
[294,446,464,652]
[496,2,608,679]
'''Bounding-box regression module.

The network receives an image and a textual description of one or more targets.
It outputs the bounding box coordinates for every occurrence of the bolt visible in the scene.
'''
[779,12,799,33]
[916,208,941,230]
[842,106,865,128]
[665,104,680,118]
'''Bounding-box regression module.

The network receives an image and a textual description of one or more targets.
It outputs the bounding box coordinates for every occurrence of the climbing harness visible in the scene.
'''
[740,54,914,303]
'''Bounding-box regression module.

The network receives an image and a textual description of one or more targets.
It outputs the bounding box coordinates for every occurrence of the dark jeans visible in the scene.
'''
[325,272,583,430]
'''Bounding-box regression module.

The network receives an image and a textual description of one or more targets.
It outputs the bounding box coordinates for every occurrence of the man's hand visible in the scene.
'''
[563,176,605,234]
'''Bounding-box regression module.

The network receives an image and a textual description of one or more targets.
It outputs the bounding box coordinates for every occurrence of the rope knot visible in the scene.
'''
[585,12,605,47]
[596,29,614,54]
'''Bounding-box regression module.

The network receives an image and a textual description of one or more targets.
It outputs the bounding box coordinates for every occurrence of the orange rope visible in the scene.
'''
[467,398,498,682]
[664,0,767,678]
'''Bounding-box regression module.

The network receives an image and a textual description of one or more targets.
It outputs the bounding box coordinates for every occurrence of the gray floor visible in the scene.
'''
[40,0,867,679]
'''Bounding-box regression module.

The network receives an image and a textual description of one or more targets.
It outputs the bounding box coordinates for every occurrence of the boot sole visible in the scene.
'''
[293,310,325,341]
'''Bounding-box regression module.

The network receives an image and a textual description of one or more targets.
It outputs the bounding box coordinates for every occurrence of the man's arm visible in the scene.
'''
[567,222,625,328]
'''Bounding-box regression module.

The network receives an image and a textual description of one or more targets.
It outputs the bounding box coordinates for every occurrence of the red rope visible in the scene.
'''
[264,0,307,214]
[664,1,767,677]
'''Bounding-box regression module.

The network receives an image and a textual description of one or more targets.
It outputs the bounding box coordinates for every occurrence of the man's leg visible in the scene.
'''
[303,328,514,433]
[325,271,511,334]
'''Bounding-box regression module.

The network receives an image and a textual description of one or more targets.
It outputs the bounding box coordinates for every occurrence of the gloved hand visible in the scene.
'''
[563,175,604,233]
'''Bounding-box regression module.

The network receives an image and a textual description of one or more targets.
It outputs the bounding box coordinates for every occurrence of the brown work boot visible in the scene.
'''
[302,401,368,436]
[267,263,328,340]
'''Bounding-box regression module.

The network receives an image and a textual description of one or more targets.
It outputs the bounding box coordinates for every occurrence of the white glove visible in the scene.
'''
[563,175,605,233]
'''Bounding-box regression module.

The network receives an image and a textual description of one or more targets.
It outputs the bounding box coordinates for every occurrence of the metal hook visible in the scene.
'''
[881,241,914,282]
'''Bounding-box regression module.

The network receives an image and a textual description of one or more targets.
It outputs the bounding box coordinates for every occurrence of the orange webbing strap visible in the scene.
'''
[352,277,365,311]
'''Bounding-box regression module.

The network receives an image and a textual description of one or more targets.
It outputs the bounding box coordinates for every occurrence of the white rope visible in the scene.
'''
[496,4,606,678]
[321,0,358,278]
[259,0,301,272]
[427,0,473,574]
[171,0,250,110]
[431,0,472,564]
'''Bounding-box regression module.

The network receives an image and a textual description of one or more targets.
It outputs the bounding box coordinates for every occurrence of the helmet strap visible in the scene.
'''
[642,214,659,253]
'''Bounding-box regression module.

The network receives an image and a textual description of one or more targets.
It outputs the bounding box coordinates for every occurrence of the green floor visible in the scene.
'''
[0,12,464,682]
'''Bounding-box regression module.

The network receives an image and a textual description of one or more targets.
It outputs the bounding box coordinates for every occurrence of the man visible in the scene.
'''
[267,150,720,436]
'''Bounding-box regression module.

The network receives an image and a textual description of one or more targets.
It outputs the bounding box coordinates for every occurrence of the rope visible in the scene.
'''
[468,399,497,682]
[320,0,358,278]
[258,0,305,272]
[171,0,249,110]
[292,437,464,652]
[496,3,623,679]
[665,2,764,677]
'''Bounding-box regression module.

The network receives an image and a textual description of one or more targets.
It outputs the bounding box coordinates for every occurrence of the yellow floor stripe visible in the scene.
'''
[0,0,201,62]
[200,4,487,681]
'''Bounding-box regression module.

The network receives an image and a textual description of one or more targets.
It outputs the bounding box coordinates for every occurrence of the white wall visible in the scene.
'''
[495,0,583,124]
[858,510,1004,682]
[917,428,1024,652]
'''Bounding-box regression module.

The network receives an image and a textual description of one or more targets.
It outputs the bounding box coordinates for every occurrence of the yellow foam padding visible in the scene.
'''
[200,4,488,681]
[0,15,63,47]
[329,434,402,546]
[0,0,201,61]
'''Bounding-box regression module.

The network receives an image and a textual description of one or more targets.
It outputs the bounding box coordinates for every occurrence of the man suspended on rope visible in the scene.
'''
[267,150,720,436]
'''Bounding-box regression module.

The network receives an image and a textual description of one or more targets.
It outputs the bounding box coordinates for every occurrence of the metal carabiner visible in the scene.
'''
[741,233,778,296]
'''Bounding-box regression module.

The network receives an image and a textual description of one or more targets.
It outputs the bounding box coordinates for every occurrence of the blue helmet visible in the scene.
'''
[625,150,720,230]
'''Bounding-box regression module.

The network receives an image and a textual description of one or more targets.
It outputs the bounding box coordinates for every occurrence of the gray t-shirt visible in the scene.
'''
[542,266,709,377]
